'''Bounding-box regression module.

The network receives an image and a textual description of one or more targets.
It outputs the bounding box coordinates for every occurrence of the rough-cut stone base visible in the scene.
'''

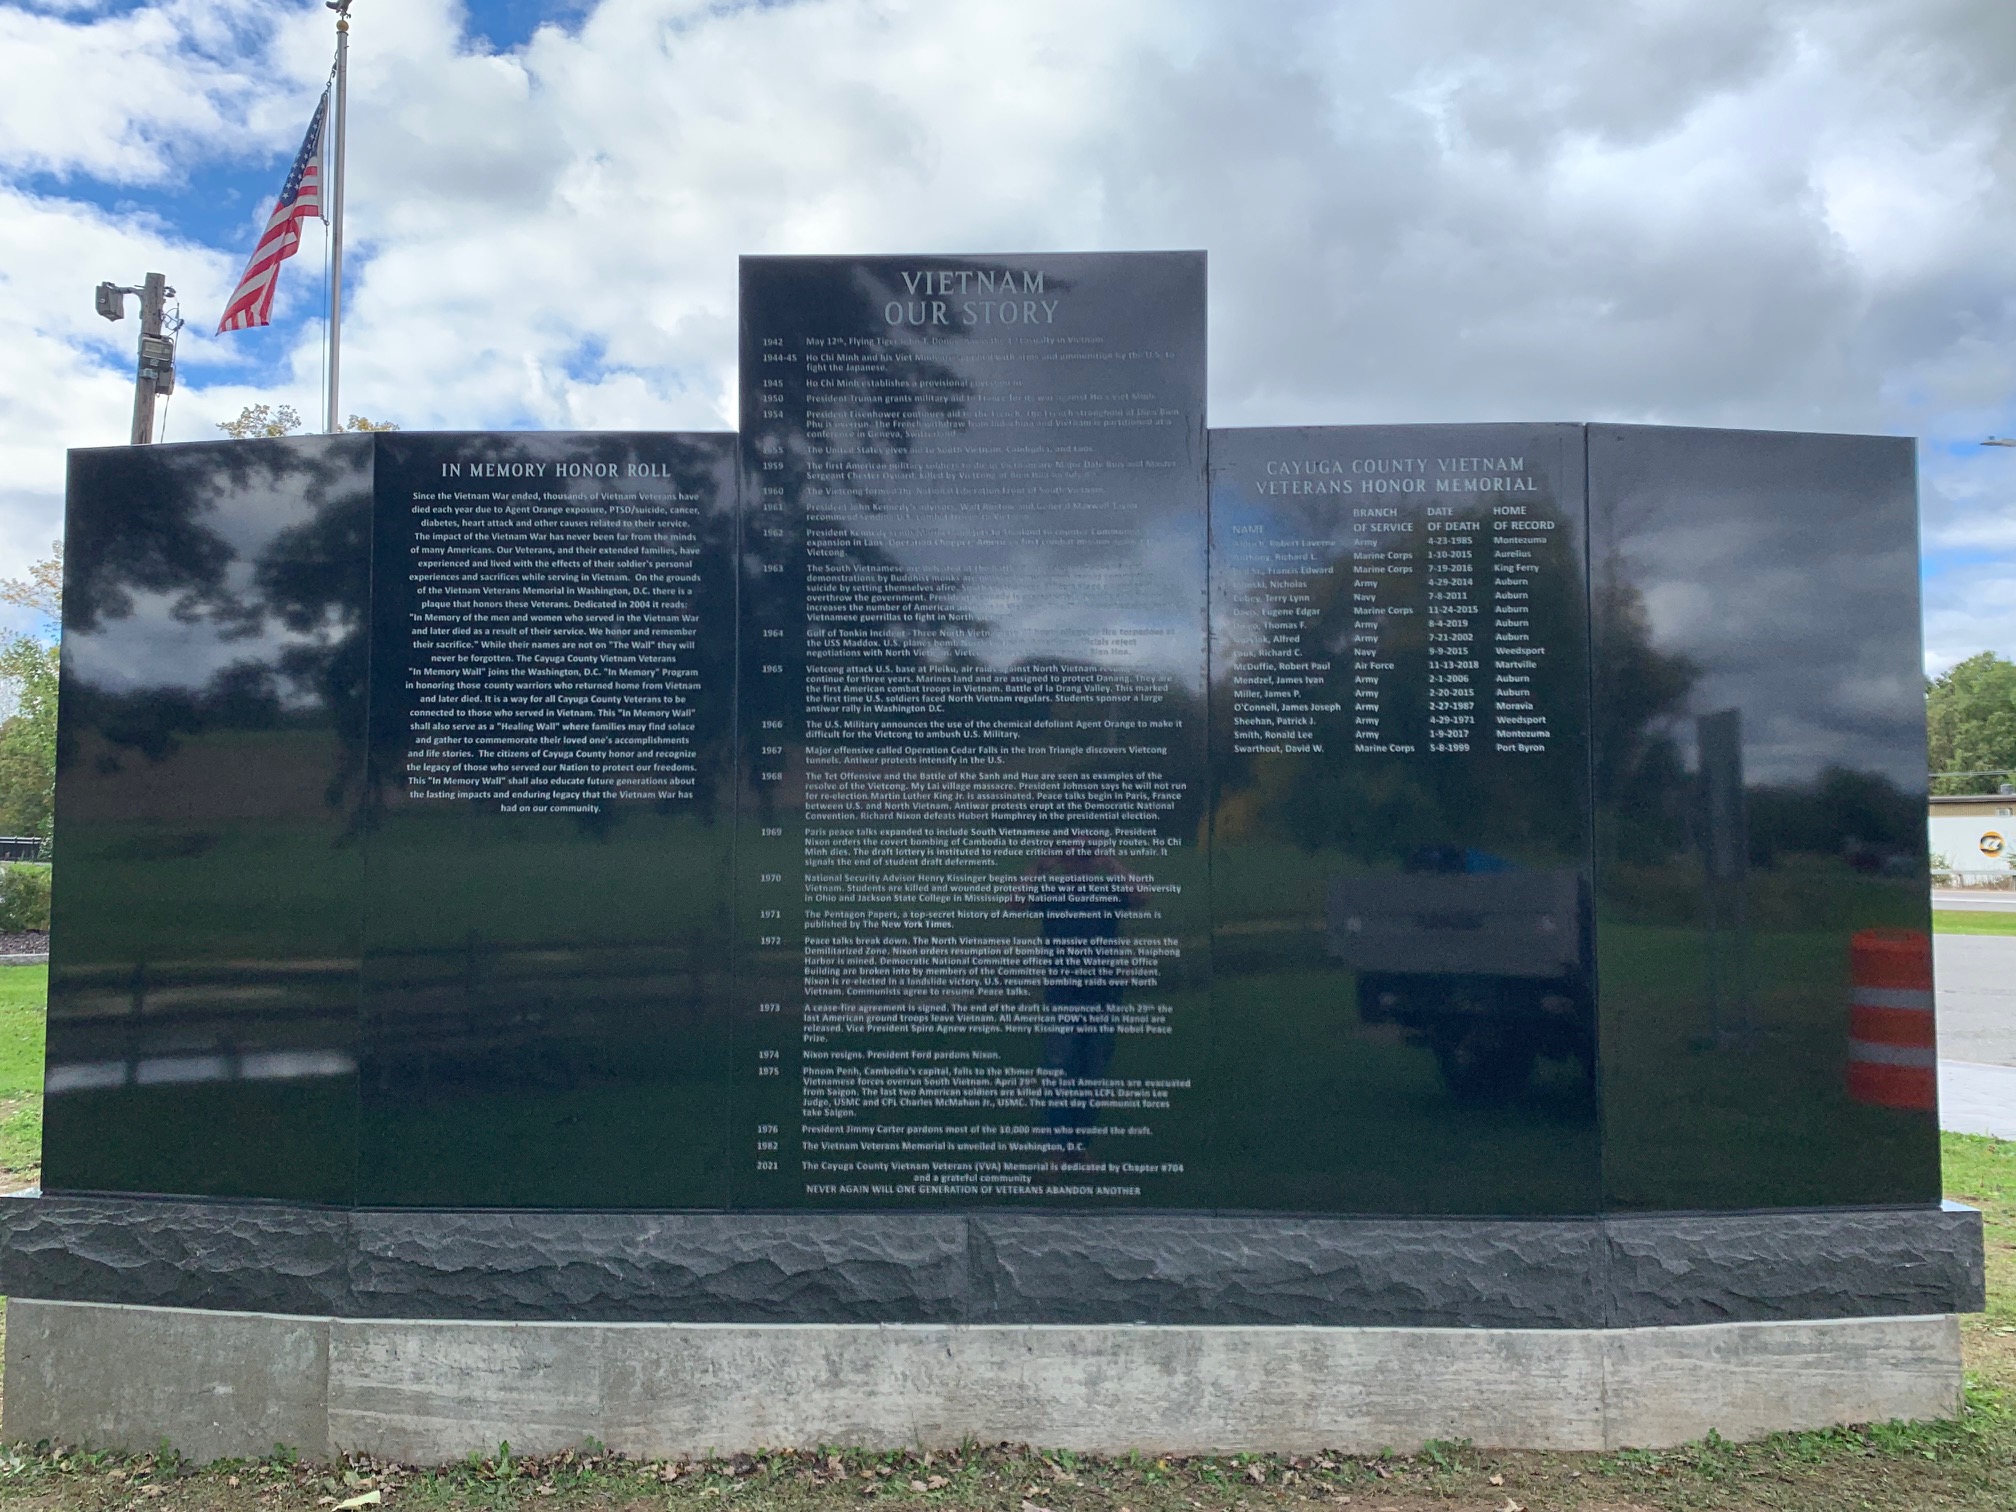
[1,1301,1963,1461]
[0,1197,1987,1328]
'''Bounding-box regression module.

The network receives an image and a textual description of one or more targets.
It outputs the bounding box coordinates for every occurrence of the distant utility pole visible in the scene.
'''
[94,272,178,445]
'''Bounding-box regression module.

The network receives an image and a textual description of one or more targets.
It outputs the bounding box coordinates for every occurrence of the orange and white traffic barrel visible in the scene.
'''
[1846,928,1935,1111]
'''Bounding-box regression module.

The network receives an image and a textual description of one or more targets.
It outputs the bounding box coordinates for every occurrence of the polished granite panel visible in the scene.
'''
[41,417,1939,1225]
[1207,425,1597,1214]
[44,437,374,1201]
[355,433,737,1208]
[1587,425,1939,1210]
[736,254,1210,1207]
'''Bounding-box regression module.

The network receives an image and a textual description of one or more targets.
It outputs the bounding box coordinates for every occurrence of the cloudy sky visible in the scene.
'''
[1,0,2011,667]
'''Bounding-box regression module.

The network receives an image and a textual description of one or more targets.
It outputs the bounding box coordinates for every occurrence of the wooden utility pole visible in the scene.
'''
[130,273,175,445]
[96,272,177,445]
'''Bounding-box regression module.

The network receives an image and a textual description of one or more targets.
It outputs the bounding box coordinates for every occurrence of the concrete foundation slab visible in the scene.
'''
[0,1300,1964,1460]
[3,1299,329,1462]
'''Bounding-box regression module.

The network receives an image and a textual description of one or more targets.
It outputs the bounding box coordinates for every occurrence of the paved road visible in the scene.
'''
[1937,931,2016,1138]
[1933,889,2016,912]
[1940,1061,2016,1140]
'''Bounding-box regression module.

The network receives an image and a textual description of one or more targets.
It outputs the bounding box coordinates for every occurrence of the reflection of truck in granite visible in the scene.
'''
[1326,855,1593,1102]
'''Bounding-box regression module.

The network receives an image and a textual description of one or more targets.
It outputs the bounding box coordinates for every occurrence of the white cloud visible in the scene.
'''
[0,182,257,588]
[0,0,289,181]
[2,0,2015,656]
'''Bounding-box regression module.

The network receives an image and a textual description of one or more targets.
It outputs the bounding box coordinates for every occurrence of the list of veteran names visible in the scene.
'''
[1228,449,1559,757]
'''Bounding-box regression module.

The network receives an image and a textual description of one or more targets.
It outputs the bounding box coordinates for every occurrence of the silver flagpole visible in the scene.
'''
[325,1,352,434]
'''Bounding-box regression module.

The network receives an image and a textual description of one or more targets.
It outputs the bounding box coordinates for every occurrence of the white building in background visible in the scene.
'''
[1930,793,2016,887]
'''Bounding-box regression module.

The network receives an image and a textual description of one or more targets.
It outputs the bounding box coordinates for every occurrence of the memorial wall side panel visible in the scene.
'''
[1588,425,1940,1210]
[736,253,1210,1207]
[1207,425,1598,1214]
[356,432,736,1208]
[44,438,373,1201]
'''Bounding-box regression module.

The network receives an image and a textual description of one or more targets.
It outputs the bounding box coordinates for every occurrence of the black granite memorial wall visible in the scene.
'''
[735,254,1209,1208]
[1587,425,1937,1212]
[46,431,741,1207]
[46,437,373,1203]
[37,253,1942,1233]
[356,432,738,1208]
[1206,424,1595,1215]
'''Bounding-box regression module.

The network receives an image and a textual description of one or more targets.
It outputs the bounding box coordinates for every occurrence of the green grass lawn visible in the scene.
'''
[1945,1130,2016,1329]
[1936,907,2016,936]
[0,966,42,1188]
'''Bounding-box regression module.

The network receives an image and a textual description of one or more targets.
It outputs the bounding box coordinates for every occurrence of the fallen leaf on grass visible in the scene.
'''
[1487,1473,1503,1486]
[1022,1500,1050,1512]
[1244,1464,1265,1484]
[1499,1499,1526,1512]
[334,1493,383,1510]
[926,1475,949,1490]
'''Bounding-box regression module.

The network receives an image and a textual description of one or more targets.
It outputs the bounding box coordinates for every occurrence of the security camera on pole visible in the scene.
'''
[94,273,178,445]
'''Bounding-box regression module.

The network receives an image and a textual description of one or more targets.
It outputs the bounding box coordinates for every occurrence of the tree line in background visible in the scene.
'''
[0,547,57,843]
[1929,652,2016,796]
[215,404,398,438]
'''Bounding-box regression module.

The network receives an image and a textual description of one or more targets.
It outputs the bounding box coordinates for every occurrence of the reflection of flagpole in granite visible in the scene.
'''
[323,1,353,434]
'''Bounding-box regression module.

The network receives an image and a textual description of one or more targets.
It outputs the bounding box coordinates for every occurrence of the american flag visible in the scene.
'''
[217,93,328,333]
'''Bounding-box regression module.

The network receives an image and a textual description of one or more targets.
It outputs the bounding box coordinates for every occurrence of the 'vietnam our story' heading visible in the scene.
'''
[883,268,1060,327]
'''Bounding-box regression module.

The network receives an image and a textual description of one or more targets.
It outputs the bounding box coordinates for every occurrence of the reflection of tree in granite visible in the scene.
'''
[1589,562,1921,877]
[1748,766,1924,875]
[255,486,374,809]
[59,438,373,782]
[1590,565,1699,866]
